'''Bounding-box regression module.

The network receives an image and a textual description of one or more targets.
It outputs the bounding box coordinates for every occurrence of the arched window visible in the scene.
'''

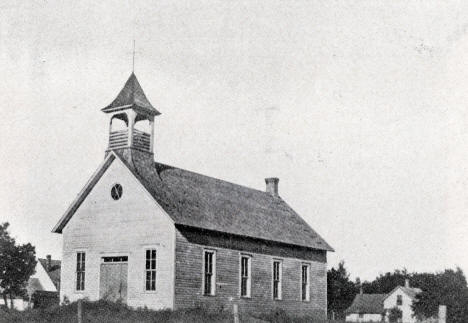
[110,113,128,132]
[134,119,151,133]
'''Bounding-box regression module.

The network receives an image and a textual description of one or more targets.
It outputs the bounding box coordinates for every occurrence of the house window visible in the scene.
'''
[273,260,282,300]
[145,249,156,291]
[397,294,403,305]
[76,252,85,291]
[240,255,251,297]
[203,250,216,295]
[301,264,310,301]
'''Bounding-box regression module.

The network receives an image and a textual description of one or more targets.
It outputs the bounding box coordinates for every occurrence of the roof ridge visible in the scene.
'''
[154,161,279,198]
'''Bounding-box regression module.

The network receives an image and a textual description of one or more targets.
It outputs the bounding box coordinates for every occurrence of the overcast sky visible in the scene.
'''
[1,1,468,281]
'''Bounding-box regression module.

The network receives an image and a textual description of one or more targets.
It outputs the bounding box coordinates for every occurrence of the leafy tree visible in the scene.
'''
[412,268,468,323]
[0,222,37,309]
[388,306,402,323]
[362,269,409,294]
[327,261,358,319]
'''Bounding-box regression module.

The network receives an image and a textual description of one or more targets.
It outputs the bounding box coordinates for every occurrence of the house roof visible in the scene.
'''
[345,293,387,314]
[102,73,161,116]
[386,286,422,301]
[38,258,61,290]
[53,150,334,252]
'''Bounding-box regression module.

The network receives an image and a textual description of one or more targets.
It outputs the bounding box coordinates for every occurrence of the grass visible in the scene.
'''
[0,300,350,323]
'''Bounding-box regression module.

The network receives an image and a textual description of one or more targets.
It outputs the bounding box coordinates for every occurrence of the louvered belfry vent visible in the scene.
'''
[108,129,151,151]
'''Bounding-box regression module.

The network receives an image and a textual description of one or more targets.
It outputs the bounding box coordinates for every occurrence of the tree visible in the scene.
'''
[388,306,402,323]
[0,222,37,309]
[362,269,409,294]
[327,261,358,319]
[412,268,468,323]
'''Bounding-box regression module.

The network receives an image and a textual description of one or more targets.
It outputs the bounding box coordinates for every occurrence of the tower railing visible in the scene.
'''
[109,130,128,149]
[132,129,151,151]
[108,129,151,152]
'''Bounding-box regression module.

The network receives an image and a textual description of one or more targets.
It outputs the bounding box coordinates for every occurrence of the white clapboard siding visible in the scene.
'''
[60,158,175,310]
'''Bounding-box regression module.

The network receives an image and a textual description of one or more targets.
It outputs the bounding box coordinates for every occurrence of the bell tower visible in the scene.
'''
[102,73,161,161]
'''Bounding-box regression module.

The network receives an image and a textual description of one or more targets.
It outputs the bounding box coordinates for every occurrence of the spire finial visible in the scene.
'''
[132,40,136,73]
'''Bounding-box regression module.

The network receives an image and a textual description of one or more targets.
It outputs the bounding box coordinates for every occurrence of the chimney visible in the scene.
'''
[265,177,279,196]
[46,254,52,271]
[405,278,410,288]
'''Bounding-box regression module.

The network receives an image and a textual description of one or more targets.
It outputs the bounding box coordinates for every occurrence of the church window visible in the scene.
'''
[111,184,123,200]
[301,263,310,301]
[203,250,216,295]
[273,260,282,300]
[145,249,157,291]
[240,255,251,297]
[76,252,85,291]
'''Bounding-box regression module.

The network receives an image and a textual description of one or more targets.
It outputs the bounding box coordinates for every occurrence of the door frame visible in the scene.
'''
[98,254,129,302]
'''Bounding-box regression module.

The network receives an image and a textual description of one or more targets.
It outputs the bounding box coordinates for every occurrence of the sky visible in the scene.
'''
[1,0,468,281]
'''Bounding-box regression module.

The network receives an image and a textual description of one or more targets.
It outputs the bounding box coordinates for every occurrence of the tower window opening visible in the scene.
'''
[134,119,151,133]
[110,114,128,132]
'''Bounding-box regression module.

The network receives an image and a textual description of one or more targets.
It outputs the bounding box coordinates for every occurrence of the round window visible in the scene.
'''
[111,184,123,200]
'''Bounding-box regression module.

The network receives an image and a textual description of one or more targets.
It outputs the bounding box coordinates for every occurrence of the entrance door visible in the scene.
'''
[99,258,128,303]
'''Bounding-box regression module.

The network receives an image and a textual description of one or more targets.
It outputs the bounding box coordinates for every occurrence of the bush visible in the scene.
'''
[0,300,356,323]
[0,300,234,323]
[253,308,331,323]
[388,306,402,323]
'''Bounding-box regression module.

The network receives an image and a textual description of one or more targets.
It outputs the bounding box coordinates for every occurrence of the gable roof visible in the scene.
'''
[386,286,422,301]
[346,293,387,314]
[53,150,333,251]
[38,258,61,290]
[102,73,161,116]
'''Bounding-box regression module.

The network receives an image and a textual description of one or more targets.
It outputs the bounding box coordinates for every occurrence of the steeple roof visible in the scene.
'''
[102,73,161,116]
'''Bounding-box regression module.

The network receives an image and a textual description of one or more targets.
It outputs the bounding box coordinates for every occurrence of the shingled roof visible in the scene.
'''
[345,293,387,314]
[53,150,333,252]
[102,73,161,116]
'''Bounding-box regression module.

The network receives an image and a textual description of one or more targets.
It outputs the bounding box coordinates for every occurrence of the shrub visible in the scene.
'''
[0,300,234,323]
[388,306,402,323]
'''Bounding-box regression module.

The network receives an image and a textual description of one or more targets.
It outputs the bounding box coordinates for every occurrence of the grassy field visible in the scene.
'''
[0,300,347,323]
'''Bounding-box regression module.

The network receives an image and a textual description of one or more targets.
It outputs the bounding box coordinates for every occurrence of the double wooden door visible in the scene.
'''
[99,262,128,303]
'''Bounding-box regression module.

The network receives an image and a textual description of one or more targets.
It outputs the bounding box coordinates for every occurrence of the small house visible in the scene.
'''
[345,293,386,322]
[346,279,421,323]
[0,255,61,310]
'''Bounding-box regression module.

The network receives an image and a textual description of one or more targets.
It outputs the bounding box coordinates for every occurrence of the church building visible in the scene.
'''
[52,73,333,318]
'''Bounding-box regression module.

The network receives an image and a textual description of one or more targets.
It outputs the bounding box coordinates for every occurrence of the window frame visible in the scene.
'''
[75,251,86,292]
[396,294,403,306]
[110,183,123,200]
[239,254,252,298]
[144,248,157,292]
[202,249,216,296]
[301,263,311,302]
[272,259,283,300]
